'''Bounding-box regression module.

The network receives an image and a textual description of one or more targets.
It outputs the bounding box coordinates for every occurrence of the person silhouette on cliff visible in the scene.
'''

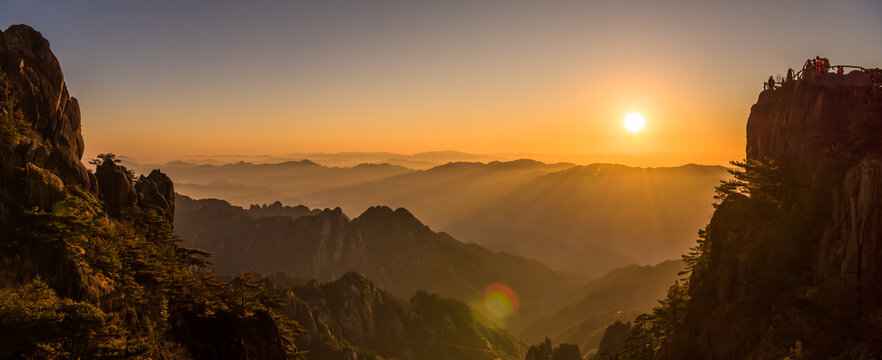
[766,76,776,90]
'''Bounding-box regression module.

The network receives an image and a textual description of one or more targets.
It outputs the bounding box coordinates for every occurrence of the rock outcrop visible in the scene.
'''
[135,169,175,222]
[0,25,294,359]
[0,24,96,224]
[94,160,176,222]
[281,272,526,360]
[94,159,138,218]
[523,338,581,360]
[592,321,631,360]
[663,69,882,358]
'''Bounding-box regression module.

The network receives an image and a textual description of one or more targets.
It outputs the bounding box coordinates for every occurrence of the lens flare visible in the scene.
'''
[482,284,520,320]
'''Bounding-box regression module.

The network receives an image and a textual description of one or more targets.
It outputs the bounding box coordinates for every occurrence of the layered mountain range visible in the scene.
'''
[519,260,683,356]
[175,194,576,330]
[0,24,531,360]
[133,157,726,277]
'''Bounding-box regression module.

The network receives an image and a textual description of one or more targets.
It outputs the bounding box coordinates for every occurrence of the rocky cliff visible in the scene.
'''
[662,69,882,358]
[0,25,295,359]
[0,24,94,219]
[523,338,581,360]
[279,272,526,360]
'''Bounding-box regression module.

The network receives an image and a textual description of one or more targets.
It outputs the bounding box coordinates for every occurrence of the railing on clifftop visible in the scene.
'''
[794,65,867,80]
[769,65,881,98]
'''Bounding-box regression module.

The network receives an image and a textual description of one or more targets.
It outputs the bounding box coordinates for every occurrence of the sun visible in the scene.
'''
[624,112,646,133]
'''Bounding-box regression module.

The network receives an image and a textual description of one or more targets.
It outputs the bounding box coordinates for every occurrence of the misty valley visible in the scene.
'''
[2,4,882,360]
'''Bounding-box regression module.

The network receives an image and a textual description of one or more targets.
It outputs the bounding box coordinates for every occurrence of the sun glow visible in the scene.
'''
[624,112,646,133]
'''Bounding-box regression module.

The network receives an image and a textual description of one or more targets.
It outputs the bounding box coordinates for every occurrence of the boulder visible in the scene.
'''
[135,169,175,222]
[0,25,92,194]
[22,162,65,208]
[94,158,137,218]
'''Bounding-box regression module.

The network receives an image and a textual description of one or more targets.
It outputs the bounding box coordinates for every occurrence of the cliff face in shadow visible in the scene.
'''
[280,272,526,360]
[0,25,294,359]
[663,69,882,358]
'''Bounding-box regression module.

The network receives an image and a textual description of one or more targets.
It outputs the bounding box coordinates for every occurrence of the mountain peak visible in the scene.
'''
[355,206,422,225]
[278,159,321,167]
[335,271,375,289]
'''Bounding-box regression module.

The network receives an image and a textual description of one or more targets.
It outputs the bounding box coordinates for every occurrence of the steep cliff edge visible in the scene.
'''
[661,69,882,358]
[0,25,295,359]
[0,24,94,220]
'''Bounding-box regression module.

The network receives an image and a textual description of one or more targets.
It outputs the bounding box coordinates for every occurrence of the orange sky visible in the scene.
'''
[5,0,881,167]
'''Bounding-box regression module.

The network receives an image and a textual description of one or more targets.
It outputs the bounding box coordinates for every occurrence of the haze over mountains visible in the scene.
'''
[175,194,577,330]
[519,260,683,355]
[173,192,689,354]
[4,0,882,356]
[126,158,727,274]
[120,151,511,171]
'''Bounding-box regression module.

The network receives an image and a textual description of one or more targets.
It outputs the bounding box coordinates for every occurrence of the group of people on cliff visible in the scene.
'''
[764,56,848,91]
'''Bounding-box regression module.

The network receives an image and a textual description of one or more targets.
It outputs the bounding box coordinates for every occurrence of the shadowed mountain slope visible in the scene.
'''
[281,272,527,360]
[174,194,576,330]
[519,260,683,355]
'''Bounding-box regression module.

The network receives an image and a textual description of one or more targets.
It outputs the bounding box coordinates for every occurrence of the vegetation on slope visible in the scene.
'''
[275,272,527,360]
[612,156,882,358]
[0,69,300,358]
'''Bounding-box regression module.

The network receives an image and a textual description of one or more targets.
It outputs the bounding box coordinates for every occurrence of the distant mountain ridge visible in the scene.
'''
[119,150,505,171]
[174,194,576,330]
[519,260,683,355]
[156,159,724,277]
[305,162,726,268]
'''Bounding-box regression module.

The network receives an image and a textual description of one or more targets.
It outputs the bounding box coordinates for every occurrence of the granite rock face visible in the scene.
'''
[663,69,882,358]
[746,70,882,318]
[0,25,95,223]
[135,169,176,222]
[94,159,138,218]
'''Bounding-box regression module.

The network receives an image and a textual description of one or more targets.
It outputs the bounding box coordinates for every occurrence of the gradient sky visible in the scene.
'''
[3,0,881,166]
